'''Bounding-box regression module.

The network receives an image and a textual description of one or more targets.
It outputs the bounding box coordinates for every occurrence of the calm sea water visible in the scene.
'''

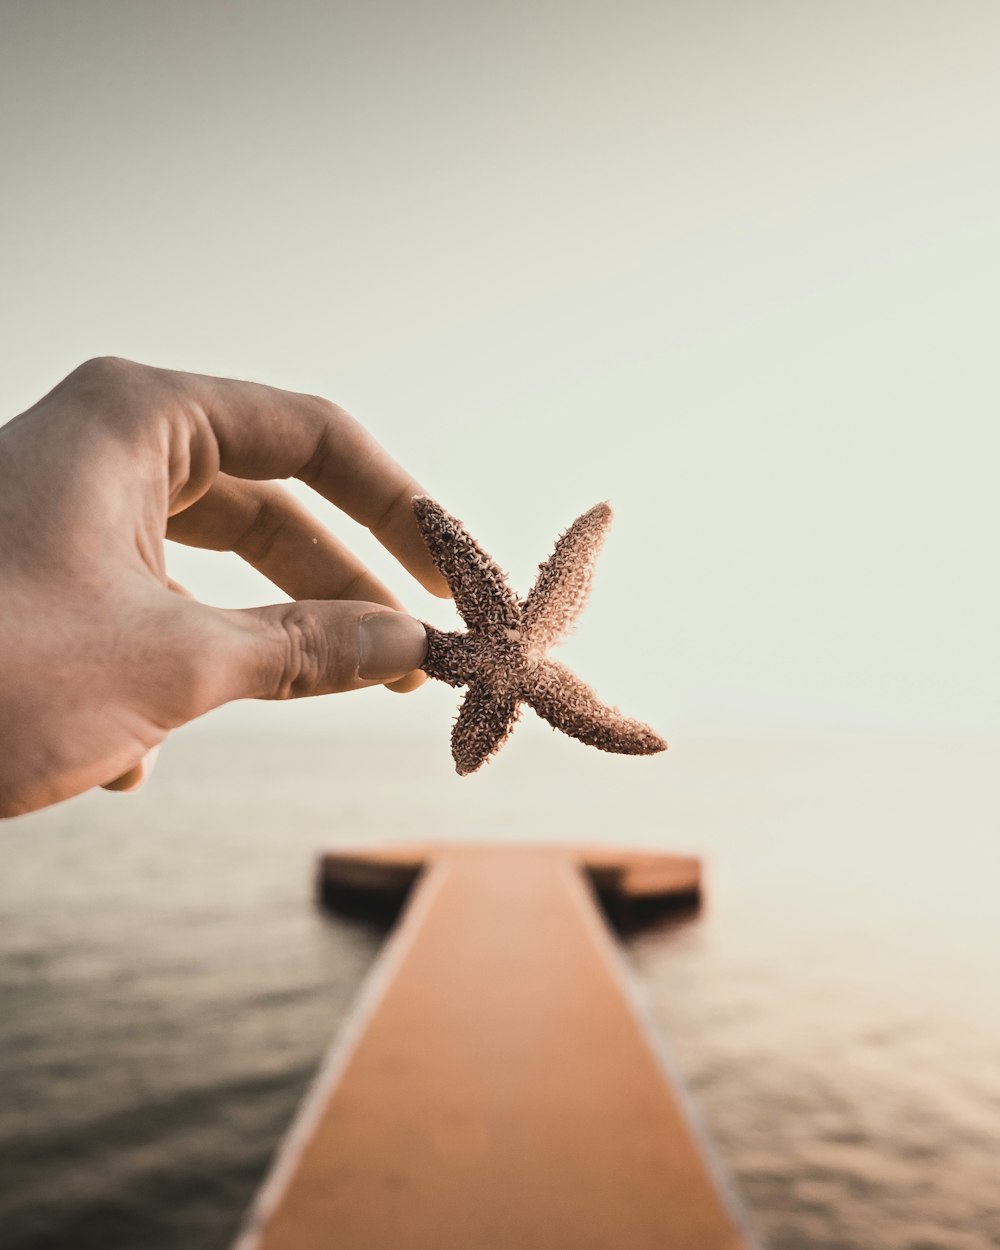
[1,728,998,1250]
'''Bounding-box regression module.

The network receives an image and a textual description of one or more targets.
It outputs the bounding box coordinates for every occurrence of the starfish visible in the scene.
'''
[413,496,667,776]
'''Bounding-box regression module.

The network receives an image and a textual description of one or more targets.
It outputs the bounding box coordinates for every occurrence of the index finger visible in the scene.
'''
[156,363,451,598]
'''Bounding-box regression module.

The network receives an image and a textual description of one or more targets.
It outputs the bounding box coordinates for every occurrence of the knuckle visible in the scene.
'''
[298,397,349,484]
[272,606,332,700]
[233,490,284,565]
[370,481,413,541]
[67,356,139,392]
[60,357,157,435]
[305,394,347,424]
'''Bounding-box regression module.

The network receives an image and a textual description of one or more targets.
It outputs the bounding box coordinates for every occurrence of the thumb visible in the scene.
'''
[167,600,428,719]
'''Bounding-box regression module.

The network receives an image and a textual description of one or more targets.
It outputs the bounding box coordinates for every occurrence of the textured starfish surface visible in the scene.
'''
[413,496,667,776]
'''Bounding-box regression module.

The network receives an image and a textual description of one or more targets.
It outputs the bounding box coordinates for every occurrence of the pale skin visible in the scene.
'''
[0,358,450,819]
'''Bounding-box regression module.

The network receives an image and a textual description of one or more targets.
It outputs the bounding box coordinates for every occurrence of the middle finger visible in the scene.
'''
[167,474,404,608]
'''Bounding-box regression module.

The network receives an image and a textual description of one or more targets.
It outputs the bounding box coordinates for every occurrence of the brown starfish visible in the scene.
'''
[413,496,667,776]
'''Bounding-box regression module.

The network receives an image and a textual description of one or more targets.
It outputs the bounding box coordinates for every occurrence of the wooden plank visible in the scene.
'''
[236,846,750,1250]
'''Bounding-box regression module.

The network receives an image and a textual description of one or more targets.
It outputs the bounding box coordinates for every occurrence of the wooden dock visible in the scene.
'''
[234,844,752,1250]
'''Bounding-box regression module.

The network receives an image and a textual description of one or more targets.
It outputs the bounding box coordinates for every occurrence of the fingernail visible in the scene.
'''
[358,612,427,681]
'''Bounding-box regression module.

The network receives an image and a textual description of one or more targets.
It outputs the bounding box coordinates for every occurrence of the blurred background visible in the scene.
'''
[1,3,998,1248]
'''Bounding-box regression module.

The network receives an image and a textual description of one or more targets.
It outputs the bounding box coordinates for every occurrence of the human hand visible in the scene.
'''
[0,358,449,818]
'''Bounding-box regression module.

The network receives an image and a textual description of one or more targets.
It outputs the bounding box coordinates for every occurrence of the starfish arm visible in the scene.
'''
[413,496,521,631]
[451,684,521,776]
[421,624,472,688]
[522,659,666,756]
[522,503,613,650]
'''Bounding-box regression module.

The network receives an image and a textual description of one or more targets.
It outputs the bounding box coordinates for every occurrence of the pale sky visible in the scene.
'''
[2,0,998,738]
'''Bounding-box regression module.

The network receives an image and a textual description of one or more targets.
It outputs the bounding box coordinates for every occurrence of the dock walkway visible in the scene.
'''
[235,844,751,1250]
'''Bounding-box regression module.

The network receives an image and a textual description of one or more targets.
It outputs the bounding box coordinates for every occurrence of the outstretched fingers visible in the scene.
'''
[166,475,429,693]
[167,475,397,605]
[59,358,451,598]
[164,366,452,597]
